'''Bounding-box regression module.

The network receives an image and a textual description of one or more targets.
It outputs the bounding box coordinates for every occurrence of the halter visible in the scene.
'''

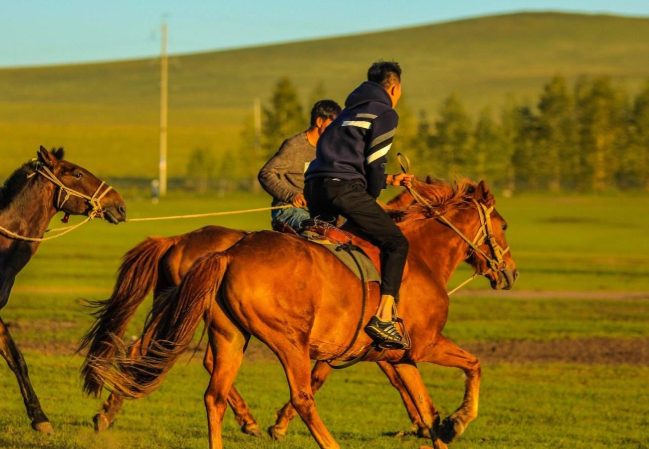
[29,162,113,220]
[397,153,509,275]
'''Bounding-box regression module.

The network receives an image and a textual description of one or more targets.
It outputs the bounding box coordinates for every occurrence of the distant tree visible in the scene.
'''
[510,103,542,190]
[432,93,473,178]
[236,113,265,192]
[499,96,519,194]
[263,77,306,158]
[412,110,434,176]
[472,107,501,183]
[575,76,625,191]
[186,148,216,193]
[622,80,649,190]
[537,75,577,191]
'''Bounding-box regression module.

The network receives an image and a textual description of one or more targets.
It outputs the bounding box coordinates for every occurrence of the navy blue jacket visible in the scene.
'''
[305,81,399,198]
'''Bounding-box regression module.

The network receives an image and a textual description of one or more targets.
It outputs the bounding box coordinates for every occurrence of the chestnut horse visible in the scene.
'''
[80,188,433,438]
[0,147,126,433]
[89,179,517,449]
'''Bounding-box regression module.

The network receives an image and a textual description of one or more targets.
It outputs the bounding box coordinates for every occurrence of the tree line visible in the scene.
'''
[188,75,649,194]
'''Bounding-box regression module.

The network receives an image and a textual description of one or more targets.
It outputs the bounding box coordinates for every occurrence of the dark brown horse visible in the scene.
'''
[88,178,517,449]
[80,188,433,438]
[0,147,126,433]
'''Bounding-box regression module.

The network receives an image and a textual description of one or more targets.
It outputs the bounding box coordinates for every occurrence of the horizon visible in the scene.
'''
[1,4,649,69]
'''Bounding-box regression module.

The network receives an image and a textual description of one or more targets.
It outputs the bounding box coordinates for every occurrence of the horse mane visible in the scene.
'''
[0,148,65,212]
[0,163,37,212]
[388,177,478,223]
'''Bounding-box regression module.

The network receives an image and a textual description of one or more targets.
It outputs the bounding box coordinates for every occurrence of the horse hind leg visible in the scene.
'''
[0,315,53,434]
[204,321,249,449]
[271,346,339,449]
[202,346,262,438]
[269,360,333,441]
[423,335,482,445]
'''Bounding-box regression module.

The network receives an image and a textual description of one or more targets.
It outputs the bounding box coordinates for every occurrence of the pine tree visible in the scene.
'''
[537,75,576,192]
[625,80,649,190]
[262,77,306,158]
[499,96,519,194]
[575,76,625,191]
[510,104,541,191]
[433,93,473,179]
[473,107,500,183]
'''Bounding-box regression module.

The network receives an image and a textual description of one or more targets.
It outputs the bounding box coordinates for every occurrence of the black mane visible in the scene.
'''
[0,162,38,212]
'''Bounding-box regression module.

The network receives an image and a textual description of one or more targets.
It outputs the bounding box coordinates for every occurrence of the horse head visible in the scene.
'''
[464,180,518,290]
[36,146,126,224]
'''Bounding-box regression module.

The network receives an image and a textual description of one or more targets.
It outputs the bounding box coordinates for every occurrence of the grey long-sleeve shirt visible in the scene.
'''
[257,132,316,206]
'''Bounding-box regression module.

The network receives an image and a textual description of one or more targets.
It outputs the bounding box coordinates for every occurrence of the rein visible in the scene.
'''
[397,153,510,291]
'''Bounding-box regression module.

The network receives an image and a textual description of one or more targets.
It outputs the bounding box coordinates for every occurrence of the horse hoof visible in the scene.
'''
[242,424,263,438]
[93,414,111,433]
[32,421,54,434]
[268,425,286,441]
[439,416,463,444]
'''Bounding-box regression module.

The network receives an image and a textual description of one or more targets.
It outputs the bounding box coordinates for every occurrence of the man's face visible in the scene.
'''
[316,117,335,135]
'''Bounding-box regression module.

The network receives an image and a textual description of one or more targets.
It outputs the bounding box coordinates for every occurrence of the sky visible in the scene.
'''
[1,0,648,68]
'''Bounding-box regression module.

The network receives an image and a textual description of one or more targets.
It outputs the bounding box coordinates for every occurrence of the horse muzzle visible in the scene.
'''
[103,202,127,224]
[491,267,518,290]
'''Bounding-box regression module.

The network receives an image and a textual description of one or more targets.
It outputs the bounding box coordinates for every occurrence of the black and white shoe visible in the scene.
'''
[364,316,409,350]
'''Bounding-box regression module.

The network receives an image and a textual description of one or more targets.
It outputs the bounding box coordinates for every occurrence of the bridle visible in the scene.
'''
[29,162,113,220]
[396,154,509,276]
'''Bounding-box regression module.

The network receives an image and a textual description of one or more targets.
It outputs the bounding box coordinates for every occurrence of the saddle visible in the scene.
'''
[272,219,409,282]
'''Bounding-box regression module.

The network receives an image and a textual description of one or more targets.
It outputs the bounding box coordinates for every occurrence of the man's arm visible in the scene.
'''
[257,139,304,204]
[364,109,399,198]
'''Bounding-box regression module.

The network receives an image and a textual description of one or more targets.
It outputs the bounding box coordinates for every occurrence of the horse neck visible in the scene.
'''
[402,208,479,286]
[0,176,58,244]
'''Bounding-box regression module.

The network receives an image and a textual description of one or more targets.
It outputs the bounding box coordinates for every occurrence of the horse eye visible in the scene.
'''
[74,172,83,179]
[502,224,508,231]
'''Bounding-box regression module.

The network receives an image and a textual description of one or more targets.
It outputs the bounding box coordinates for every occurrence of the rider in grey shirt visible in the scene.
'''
[258,100,341,230]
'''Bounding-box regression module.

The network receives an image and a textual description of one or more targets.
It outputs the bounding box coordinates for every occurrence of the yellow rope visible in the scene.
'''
[125,205,292,223]
[0,217,93,243]
[0,205,293,242]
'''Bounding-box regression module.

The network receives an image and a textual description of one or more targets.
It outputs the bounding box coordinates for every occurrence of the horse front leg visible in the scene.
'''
[392,361,448,449]
[422,335,481,444]
[269,360,333,440]
[0,314,53,434]
[376,361,431,438]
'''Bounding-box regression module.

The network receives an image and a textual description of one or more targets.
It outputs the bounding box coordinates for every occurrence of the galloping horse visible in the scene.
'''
[0,147,126,433]
[80,188,434,438]
[89,178,517,449]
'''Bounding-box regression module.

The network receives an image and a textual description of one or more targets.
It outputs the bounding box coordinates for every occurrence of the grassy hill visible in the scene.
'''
[1,12,649,179]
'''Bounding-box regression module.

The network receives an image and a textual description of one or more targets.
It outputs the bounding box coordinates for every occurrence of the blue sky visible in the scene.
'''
[1,0,648,67]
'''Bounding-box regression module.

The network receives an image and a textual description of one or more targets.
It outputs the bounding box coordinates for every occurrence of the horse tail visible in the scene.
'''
[79,235,178,397]
[87,252,229,399]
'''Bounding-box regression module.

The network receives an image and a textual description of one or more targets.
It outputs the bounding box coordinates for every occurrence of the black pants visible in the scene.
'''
[304,178,409,299]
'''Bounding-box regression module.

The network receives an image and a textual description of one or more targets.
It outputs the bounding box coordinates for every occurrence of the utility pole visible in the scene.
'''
[253,97,261,155]
[159,20,168,196]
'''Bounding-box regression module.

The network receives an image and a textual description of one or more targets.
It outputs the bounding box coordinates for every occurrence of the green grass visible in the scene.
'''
[2,193,649,447]
[2,12,649,178]
[1,356,648,449]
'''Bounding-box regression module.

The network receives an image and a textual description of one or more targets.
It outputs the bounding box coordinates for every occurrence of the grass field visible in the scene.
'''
[1,191,648,448]
[2,12,649,179]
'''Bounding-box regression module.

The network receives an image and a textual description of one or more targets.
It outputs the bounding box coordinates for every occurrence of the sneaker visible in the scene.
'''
[364,316,408,350]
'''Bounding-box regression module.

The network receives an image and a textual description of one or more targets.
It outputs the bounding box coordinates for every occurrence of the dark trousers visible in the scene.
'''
[304,178,409,299]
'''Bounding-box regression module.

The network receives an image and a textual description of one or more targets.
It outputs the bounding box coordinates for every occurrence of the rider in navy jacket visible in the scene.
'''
[304,61,413,350]
[305,81,398,199]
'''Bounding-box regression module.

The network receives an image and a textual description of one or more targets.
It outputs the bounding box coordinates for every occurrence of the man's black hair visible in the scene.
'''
[367,61,402,89]
[310,100,342,126]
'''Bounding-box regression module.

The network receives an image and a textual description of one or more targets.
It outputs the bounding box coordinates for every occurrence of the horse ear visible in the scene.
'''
[476,180,495,206]
[425,175,433,184]
[37,145,57,167]
[52,147,65,160]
